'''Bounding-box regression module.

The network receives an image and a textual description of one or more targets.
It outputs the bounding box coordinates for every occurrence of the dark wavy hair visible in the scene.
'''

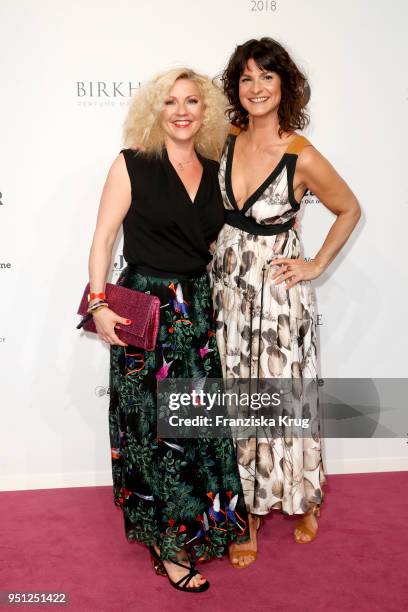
[221,38,310,135]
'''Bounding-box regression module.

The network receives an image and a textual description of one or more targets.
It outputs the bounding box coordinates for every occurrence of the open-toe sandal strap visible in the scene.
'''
[167,557,191,571]
[295,524,315,540]
[176,568,198,588]
[232,550,257,560]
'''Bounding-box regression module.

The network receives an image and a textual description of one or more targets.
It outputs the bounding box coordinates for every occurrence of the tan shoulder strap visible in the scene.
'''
[227,127,312,155]
[229,124,241,136]
[286,134,312,155]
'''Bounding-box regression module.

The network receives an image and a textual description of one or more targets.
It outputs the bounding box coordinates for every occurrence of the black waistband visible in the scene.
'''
[125,263,207,280]
[225,210,295,236]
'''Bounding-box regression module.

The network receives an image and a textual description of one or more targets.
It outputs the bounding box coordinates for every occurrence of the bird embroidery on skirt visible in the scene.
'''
[169,282,189,316]
[185,512,210,545]
[207,492,227,531]
[156,350,174,380]
[225,490,247,535]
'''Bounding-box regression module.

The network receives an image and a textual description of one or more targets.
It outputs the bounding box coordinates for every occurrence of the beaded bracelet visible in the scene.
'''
[87,291,106,302]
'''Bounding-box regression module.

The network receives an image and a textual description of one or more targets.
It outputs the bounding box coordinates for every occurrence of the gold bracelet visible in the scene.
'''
[87,300,108,313]
[90,304,109,315]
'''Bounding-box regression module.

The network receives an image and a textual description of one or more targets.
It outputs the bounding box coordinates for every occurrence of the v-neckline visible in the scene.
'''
[164,148,205,205]
[225,134,289,214]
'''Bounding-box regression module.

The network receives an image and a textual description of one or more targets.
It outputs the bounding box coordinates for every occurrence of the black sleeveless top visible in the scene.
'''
[120,148,224,276]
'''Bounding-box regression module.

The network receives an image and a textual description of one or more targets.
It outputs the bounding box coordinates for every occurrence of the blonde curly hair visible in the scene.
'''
[123,68,229,161]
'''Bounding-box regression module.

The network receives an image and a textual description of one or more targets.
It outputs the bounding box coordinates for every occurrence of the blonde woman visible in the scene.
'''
[86,68,249,593]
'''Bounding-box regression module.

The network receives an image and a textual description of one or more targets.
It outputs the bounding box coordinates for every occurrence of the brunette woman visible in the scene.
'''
[211,38,361,567]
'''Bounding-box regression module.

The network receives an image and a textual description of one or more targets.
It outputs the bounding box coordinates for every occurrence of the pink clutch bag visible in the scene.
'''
[76,282,160,351]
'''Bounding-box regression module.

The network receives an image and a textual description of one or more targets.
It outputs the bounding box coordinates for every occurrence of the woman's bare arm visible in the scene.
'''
[299,146,361,271]
[87,153,132,345]
[88,153,131,294]
[273,147,361,288]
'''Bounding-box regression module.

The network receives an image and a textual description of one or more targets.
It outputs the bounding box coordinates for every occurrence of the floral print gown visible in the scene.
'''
[108,268,249,561]
[211,133,326,516]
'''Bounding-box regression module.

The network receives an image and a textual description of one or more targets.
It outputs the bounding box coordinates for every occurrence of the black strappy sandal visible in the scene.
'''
[149,546,210,593]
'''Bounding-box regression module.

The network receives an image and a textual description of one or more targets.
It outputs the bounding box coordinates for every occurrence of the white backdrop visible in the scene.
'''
[1,0,407,490]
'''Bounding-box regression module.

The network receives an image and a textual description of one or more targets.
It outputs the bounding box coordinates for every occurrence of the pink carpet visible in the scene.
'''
[1,472,407,612]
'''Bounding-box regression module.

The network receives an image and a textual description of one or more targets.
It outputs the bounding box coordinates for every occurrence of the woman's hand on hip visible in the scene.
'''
[271,258,324,289]
[92,307,131,346]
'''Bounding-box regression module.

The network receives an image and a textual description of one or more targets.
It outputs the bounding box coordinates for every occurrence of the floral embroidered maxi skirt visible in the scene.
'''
[108,266,249,561]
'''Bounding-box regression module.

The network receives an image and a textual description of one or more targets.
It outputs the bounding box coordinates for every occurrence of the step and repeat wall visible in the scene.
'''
[1,0,407,490]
